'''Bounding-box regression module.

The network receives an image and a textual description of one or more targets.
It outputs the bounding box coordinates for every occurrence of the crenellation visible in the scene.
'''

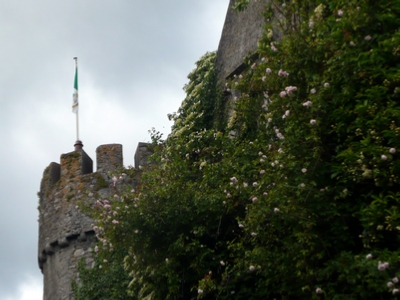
[134,142,153,168]
[96,144,123,175]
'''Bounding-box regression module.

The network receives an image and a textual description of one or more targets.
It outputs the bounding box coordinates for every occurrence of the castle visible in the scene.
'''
[38,1,269,299]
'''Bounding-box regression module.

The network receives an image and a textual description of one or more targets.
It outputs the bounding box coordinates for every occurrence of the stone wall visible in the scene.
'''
[38,143,150,300]
[215,0,270,85]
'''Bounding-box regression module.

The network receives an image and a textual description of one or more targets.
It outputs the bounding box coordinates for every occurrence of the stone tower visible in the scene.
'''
[38,142,152,300]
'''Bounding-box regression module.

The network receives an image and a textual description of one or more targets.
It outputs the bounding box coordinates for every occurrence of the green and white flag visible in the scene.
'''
[72,59,78,114]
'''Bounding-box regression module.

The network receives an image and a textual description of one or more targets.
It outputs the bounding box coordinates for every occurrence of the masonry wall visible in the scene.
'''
[215,0,270,84]
[38,144,151,300]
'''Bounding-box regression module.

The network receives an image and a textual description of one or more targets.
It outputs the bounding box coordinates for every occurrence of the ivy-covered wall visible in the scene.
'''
[73,0,400,299]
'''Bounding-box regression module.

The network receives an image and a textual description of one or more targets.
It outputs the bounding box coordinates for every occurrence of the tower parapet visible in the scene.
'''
[38,142,149,300]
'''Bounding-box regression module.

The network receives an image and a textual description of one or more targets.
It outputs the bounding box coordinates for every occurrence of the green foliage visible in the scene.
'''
[72,248,135,300]
[76,1,400,298]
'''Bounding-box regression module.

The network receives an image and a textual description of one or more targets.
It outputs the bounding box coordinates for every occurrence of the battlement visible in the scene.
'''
[38,142,152,300]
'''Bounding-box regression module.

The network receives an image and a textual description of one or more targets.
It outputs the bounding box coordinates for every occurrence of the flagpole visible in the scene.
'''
[73,57,79,141]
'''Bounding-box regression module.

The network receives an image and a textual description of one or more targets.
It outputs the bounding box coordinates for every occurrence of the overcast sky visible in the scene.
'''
[0,1,229,299]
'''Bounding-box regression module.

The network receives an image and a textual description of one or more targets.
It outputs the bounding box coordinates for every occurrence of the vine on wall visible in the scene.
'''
[74,0,400,298]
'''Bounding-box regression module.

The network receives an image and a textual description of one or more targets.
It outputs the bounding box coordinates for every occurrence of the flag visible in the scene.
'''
[72,59,78,114]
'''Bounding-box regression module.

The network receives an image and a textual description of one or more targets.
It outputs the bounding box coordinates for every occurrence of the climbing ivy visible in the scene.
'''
[75,0,400,298]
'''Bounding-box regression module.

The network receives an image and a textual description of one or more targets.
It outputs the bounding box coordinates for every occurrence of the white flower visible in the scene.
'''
[388,282,394,288]
[390,148,396,154]
[165,258,169,262]
[239,224,244,228]
[285,110,290,116]
[316,288,322,294]
[302,168,307,173]
[302,101,312,107]
[260,170,266,174]
[220,260,225,266]
[393,289,399,295]
[310,88,316,94]
[365,35,372,41]
[274,207,280,213]
[253,182,258,187]
[243,182,248,188]
[300,183,305,188]
[350,41,356,46]
[381,154,388,160]
[251,232,257,237]
[393,277,399,283]
[324,82,330,88]
[366,253,372,259]
[337,9,343,16]
[310,119,317,125]
[230,177,238,184]
[378,261,389,271]
[198,289,204,294]
[266,68,272,74]
[252,197,258,202]
[280,91,287,98]
[249,265,255,271]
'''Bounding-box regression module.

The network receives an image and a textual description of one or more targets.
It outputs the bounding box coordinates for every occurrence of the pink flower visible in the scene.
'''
[390,148,396,154]
[285,86,297,94]
[112,220,119,225]
[280,91,287,98]
[266,68,272,74]
[393,277,399,283]
[324,82,330,88]
[302,101,312,107]
[378,261,389,271]
[365,35,372,41]
[316,288,322,294]
[388,282,394,288]
[393,289,399,295]
[278,69,289,77]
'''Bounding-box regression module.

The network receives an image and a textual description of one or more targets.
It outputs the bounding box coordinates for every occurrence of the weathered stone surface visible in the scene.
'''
[134,142,153,169]
[215,0,270,85]
[38,143,145,300]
